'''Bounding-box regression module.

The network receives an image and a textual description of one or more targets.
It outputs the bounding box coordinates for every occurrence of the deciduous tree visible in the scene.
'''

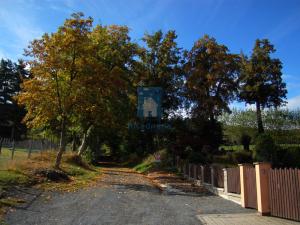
[239,39,287,133]
[140,30,183,117]
[185,35,240,121]
[76,25,138,156]
[18,13,93,168]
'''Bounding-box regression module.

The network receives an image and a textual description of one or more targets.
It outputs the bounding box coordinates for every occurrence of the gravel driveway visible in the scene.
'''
[5,165,253,225]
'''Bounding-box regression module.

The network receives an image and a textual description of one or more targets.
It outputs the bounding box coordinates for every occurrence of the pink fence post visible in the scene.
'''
[254,162,271,216]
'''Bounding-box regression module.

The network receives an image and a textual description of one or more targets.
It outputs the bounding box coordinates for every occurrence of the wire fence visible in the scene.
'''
[0,138,59,160]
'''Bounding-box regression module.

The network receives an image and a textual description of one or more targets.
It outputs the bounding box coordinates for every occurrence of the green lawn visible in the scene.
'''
[220,144,300,152]
[219,145,254,151]
[0,148,33,169]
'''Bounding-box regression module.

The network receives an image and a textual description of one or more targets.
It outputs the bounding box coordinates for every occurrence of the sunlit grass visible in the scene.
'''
[0,149,101,191]
[0,147,101,218]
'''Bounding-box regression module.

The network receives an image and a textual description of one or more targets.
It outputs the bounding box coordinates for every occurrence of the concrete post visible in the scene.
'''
[254,162,271,216]
[223,168,228,194]
[239,163,252,208]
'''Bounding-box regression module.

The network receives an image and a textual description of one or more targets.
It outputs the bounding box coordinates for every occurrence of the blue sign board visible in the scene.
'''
[137,87,162,119]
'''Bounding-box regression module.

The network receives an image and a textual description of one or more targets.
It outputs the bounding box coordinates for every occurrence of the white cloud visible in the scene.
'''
[0,10,43,47]
[287,95,300,110]
[0,3,44,61]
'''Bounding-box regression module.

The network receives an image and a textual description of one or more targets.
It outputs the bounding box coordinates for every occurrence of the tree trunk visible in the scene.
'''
[77,125,93,156]
[256,101,264,133]
[0,137,3,155]
[55,118,67,169]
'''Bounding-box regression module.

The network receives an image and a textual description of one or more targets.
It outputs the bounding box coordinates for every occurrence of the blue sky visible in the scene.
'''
[1,0,300,109]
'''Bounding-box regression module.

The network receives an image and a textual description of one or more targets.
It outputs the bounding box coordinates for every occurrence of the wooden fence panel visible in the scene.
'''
[204,166,211,183]
[269,168,300,221]
[193,164,197,179]
[245,166,257,209]
[197,165,202,181]
[183,163,188,176]
[189,164,194,179]
[185,164,189,176]
[227,167,241,194]
[213,167,224,188]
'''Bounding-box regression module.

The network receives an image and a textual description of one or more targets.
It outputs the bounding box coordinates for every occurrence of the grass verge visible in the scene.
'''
[0,148,101,219]
[133,149,176,174]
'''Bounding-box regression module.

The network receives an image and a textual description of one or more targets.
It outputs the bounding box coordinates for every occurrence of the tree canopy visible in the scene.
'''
[239,39,287,133]
[1,12,288,167]
[184,35,240,121]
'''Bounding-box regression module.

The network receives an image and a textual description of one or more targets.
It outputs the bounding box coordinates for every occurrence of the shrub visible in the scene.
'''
[276,146,300,168]
[188,151,207,164]
[253,134,278,163]
[213,153,234,166]
[240,133,252,151]
[65,154,94,170]
[233,150,252,163]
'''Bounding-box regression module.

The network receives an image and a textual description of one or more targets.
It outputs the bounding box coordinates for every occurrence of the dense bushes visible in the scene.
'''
[188,151,210,164]
[275,146,300,168]
[240,133,252,151]
[213,150,252,165]
[232,150,252,163]
[253,134,278,162]
[170,118,223,159]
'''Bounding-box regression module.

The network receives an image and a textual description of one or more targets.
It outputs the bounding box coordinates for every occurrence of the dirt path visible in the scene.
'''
[5,164,253,225]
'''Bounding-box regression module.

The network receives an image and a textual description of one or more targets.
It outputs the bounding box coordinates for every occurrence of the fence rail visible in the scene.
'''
[1,138,58,151]
[204,166,211,184]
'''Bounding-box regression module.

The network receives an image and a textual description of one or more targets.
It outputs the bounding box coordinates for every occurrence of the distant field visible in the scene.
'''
[219,145,254,151]
[220,144,300,151]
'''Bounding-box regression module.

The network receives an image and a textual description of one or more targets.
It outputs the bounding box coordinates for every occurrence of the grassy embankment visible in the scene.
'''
[133,149,176,174]
[0,147,101,218]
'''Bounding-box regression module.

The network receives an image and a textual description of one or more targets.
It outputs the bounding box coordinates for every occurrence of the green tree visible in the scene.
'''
[0,59,28,154]
[239,39,287,133]
[140,30,183,117]
[76,25,138,156]
[185,35,240,121]
[0,59,19,104]
[18,13,93,168]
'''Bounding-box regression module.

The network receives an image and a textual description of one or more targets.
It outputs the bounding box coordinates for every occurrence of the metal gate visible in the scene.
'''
[245,166,257,209]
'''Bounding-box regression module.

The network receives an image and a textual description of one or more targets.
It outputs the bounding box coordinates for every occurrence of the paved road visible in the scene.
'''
[4,166,259,225]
